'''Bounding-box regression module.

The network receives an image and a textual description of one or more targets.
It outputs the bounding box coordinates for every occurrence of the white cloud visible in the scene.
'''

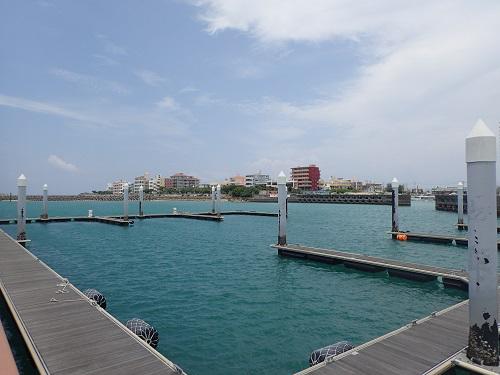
[135,70,167,86]
[156,96,179,110]
[0,94,109,126]
[48,155,78,172]
[51,68,130,94]
[95,34,127,56]
[194,1,500,184]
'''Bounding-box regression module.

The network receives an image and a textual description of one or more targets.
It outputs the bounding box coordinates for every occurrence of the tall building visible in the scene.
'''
[112,180,127,195]
[133,173,149,193]
[245,172,270,187]
[291,165,320,191]
[167,173,200,189]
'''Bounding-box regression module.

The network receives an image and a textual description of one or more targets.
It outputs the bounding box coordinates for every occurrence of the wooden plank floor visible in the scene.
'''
[273,243,467,281]
[388,231,500,249]
[295,298,471,375]
[0,229,182,375]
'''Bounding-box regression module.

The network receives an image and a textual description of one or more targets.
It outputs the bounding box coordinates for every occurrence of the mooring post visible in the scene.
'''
[123,183,129,221]
[41,184,48,219]
[277,171,287,245]
[216,184,221,216]
[391,177,399,237]
[17,174,27,241]
[465,119,498,366]
[457,181,464,226]
[139,185,144,217]
[211,185,216,214]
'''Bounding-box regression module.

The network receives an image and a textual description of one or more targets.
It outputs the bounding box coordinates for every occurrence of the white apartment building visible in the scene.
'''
[245,172,270,187]
[112,180,128,195]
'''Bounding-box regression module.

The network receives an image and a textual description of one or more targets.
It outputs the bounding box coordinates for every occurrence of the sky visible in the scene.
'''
[1,1,500,194]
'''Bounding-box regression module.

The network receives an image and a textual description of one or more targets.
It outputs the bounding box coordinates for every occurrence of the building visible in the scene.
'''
[167,173,200,189]
[291,165,320,191]
[363,182,384,193]
[245,172,270,187]
[133,173,150,193]
[327,177,363,191]
[112,180,127,195]
[224,175,246,186]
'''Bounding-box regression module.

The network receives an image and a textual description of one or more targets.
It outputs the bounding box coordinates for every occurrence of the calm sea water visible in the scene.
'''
[0,199,486,375]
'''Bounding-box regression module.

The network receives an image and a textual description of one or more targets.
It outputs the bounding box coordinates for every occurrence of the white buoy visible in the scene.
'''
[88,209,93,218]
[216,184,221,216]
[457,181,464,225]
[391,178,399,234]
[465,119,498,366]
[123,183,129,221]
[277,171,287,245]
[139,185,144,216]
[211,185,216,214]
[173,207,177,214]
[17,174,27,241]
[41,183,48,219]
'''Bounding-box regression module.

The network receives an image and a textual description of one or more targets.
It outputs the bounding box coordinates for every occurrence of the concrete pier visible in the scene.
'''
[123,183,129,221]
[391,177,399,234]
[138,185,144,217]
[16,174,27,241]
[465,119,498,365]
[457,181,464,226]
[277,171,287,246]
[41,184,48,219]
[211,185,216,214]
[215,184,221,216]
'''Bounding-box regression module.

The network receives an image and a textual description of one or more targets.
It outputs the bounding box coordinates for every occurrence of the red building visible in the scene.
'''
[291,165,320,191]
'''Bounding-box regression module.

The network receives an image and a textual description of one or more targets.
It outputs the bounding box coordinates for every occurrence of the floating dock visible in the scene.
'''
[0,229,183,375]
[0,212,224,225]
[123,213,223,221]
[199,211,277,217]
[272,244,468,290]
[295,295,500,375]
[389,231,500,249]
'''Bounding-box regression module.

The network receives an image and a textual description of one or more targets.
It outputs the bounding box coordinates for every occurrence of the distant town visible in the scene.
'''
[95,164,460,199]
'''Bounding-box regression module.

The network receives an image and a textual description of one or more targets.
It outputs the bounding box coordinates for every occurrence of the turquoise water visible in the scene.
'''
[0,200,483,374]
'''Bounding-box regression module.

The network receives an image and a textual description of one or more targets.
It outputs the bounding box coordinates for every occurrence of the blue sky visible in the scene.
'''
[1,1,500,193]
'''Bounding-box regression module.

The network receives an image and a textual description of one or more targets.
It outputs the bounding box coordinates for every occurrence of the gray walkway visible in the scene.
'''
[0,229,182,375]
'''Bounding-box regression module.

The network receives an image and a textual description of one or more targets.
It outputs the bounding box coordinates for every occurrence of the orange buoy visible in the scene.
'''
[396,233,408,241]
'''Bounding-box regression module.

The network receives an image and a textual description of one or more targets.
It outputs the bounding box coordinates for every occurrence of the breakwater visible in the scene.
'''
[435,193,500,216]
[250,193,411,206]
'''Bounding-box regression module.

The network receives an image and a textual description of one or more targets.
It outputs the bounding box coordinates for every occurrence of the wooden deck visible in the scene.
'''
[272,244,468,289]
[295,298,473,375]
[0,229,183,375]
[457,223,500,233]
[389,231,500,249]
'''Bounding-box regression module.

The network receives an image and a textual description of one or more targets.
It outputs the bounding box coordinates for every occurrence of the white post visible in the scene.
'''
[391,177,399,234]
[277,171,287,245]
[457,181,464,226]
[216,184,221,216]
[465,119,498,366]
[41,184,48,219]
[17,174,27,241]
[123,183,129,220]
[211,185,216,214]
[139,185,144,216]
